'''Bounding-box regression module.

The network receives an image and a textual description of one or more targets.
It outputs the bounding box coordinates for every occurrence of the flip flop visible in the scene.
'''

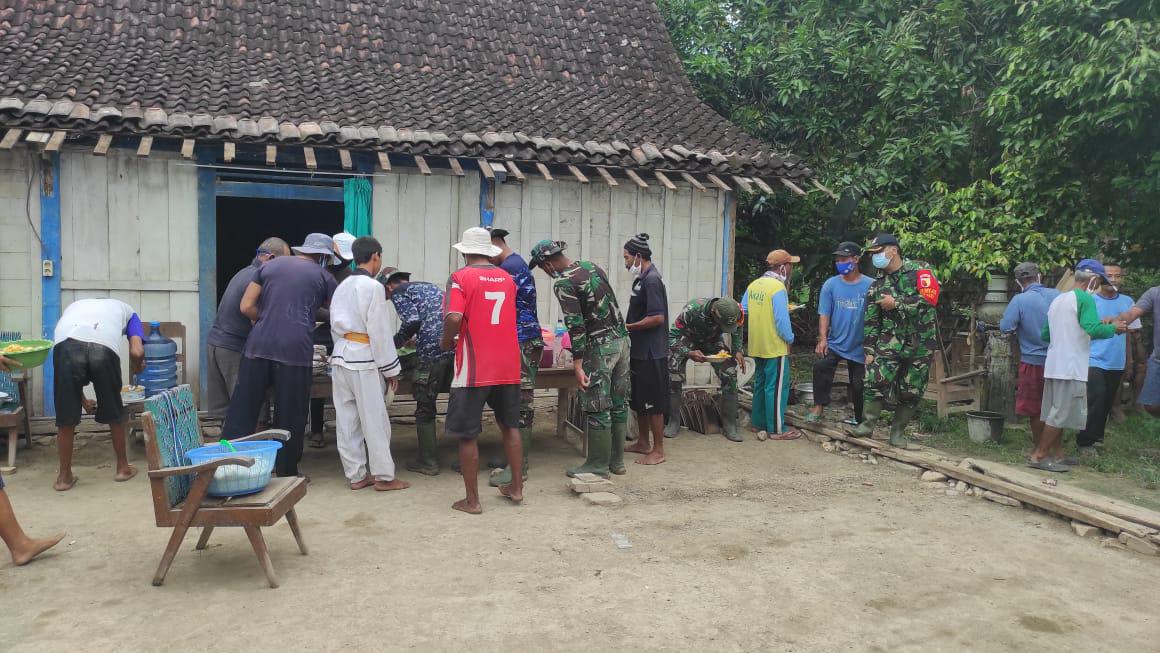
[114,466,138,482]
[771,430,802,441]
[842,417,859,426]
[1055,456,1079,466]
[53,475,79,492]
[1027,459,1070,473]
[805,413,821,424]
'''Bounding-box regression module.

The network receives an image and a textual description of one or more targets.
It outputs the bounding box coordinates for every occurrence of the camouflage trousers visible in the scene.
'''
[864,355,931,408]
[412,356,453,424]
[669,337,738,395]
[580,336,631,430]
[519,338,544,429]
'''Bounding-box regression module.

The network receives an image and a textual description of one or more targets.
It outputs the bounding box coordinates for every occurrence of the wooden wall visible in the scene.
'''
[0,150,44,408]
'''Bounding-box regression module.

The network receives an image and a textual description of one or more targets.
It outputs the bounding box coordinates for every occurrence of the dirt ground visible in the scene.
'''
[3,415,1159,652]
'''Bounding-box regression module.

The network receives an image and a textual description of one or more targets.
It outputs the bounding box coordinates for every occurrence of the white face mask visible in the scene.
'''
[1084,278,1099,294]
[1017,276,1040,293]
[769,266,787,283]
[627,255,643,278]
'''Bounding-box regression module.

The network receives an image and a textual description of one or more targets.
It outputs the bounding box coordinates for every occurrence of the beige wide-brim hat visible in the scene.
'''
[453,227,502,257]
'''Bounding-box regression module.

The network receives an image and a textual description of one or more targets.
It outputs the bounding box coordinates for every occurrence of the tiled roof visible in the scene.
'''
[0,1,808,179]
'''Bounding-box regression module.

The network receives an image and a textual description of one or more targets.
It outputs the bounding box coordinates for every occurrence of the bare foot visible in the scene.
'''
[623,440,652,455]
[373,479,411,492]
[452,498,482,514]
[114,465,138,482]
[350,476,374,490]
[635,450,666,465]
[12,532,66,566]
[497,483,523,504]
[53,473,78,492]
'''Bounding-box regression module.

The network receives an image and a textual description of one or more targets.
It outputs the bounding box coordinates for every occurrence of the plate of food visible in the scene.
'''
[121,384,146,403]
[704,350,732,362]
[0,339,53,368]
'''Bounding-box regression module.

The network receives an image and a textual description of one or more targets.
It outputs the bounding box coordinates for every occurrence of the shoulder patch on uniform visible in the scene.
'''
[916,269,940,306]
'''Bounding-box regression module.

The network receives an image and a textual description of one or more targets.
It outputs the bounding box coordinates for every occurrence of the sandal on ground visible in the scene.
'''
[805,413,821,423]
[771,430,802,441]
[1027,459,1069,473]
[842,417,859,426]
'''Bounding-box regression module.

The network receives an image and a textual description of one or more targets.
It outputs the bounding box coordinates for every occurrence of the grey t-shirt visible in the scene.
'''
[244,256,338,366]
[626,264,669,360]
[1135,286,1160,361]
[206,261,260,352]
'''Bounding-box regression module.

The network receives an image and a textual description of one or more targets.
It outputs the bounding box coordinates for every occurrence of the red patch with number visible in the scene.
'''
[916,269,940,306]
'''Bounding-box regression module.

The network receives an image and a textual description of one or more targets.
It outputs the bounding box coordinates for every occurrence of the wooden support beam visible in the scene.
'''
[752,177,774,194]
[653,170,677,191]
[24,131,50,144]
[223,142,236,163]
[45,130,67,152]
[0,129,23,149]
[731,175,753,193]
[181,138,195,160]
[680,172,706,192]
[505,161,526,182]
[339,149,353,170]
[377,151,391,171]
[567,165,589,184]
[135,136,153,157]
[534,162,553,181]
[303,147,317,170]
[477,159,495,179]
[412,154,430,175]
[595,167,619,187]
[94,134,113,156]
[705,174,731,192]
[448,157,464,176]
[624,169,649,189]
[780,177,807,196]
[266,144,277,166]
[811,178,839,199]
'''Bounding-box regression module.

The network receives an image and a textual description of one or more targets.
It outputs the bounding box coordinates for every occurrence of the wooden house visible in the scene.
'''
[0,1,811,413]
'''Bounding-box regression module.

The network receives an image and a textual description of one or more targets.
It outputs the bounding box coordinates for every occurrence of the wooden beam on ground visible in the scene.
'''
[752,177,774,194]
[505,161,526,182]
[567,165,589,184]
[705,174,731,192]
[534,162,553,181]
[780,177,807,196]
[680,172,705,192]
[46,130,67,152]
[377,151,391,171]
[303,147,317,170]
[448,157,463,176]
[595,167,619,186]
[266,145,277,166]
[811,179,839,200]
[731,175,753,193]
[94,134,113,156]
[624,169,649,189]
[653,170,677,191]
[0,129,23,149]
[339,149,353,170]
[181,138,195,160]
[223,142,236,163]
[135,136,153,157]
[477,159,495,179]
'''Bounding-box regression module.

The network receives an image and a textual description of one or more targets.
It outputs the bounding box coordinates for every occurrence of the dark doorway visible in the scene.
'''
[215,197,344,301]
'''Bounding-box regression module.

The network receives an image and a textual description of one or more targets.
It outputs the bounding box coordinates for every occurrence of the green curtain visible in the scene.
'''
[343,177,372,237]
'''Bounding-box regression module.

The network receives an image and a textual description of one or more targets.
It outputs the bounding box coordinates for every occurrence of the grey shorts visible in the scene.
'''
[1040,378,1088,430]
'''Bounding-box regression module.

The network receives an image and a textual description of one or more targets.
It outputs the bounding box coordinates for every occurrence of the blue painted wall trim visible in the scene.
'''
[479,173,494,226]
[40,153,62,416]
[720,191,732,296]
[216,181,343,202]
[196,160,217,405]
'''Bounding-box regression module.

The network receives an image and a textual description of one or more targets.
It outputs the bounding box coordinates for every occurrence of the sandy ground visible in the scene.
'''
[2,415,1159,652]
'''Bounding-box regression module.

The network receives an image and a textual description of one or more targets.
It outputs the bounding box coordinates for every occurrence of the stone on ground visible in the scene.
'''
[803,431,831,444]
[890,461,923,476]
[920,471,948,483]
[955,481,969,492]
[581,492,623,506]
[1070,522,1101,539]
[571,476,615,494]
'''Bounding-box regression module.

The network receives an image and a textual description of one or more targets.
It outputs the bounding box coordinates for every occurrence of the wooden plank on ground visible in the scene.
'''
[594,166,619,186]
[448,158,464,176]
[567,165,589,184]
[705,174,731,192]
[0,129,23,149]
[94,133,113,156]
[223,142,236,163]
[680,172,705,191]
[377,151,391,171]
[624,169,648,188]
[780,177,807,196]
[505,161,526,182]
[534,162,553,181]
[136,136,153,157]
[265,145,276,166]
[303,147,317,170]
[180,138,195,160]
[46,130,67,152]
[339,149,353,170]
[477,159,495,179]
[654,170,677,191]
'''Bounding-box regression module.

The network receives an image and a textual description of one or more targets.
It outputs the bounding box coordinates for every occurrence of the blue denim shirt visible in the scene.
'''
[1000,283,1061,366]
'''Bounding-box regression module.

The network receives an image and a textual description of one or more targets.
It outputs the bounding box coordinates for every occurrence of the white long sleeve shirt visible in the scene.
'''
[329,270,402,376]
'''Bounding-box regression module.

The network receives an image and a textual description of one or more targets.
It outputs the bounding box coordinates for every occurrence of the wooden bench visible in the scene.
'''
[141,385,307,588]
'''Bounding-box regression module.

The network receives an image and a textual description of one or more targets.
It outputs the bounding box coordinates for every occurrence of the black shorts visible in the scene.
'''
[445,384,520,440]
[630,357,670,415]
[53,339,125,427]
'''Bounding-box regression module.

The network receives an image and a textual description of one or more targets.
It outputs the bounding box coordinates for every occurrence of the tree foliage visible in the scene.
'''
[659,0,1159,284]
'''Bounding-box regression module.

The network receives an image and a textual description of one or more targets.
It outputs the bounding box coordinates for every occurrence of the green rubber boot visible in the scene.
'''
[567,428,612,478]
[609,421,628,475]
[852,400,883,438]
[663,388,683,438]
[489,427,531,487]
[720,392,742,442]
[406,421,440,475]
[889,405,918,449]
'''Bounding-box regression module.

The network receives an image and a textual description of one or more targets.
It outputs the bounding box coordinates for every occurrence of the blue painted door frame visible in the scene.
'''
[40,153,62,416]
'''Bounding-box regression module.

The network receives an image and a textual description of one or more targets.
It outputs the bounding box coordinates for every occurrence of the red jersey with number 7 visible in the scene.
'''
[445,264,520,387]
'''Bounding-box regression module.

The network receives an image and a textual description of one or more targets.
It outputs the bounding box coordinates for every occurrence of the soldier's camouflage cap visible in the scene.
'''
[529,239,566,267]
[710,297,743,332]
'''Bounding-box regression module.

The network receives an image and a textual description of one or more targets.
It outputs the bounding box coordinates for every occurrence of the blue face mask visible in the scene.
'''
[835,261,856,276]
[872,252,890,269]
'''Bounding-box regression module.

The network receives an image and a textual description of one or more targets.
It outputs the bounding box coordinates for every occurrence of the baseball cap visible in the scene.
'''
[529,239,566,267]
[710,298,743,332]
[293,233,342,265]
[332,231,356,261]
[833,241,861,257]
[1013,262,1039,279]
[766,249,801,266]
[865,233,900,253]
[1075,258,1108,283]
[378,267,411,284]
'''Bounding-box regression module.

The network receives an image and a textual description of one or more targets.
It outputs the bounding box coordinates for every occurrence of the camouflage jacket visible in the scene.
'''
[863,259,941,359]
[552,260,627,358]
[389,281,453,362]
[669,298,737,354]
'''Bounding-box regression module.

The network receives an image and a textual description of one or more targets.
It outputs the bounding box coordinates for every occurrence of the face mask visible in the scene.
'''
[1084,279,1099,294]
[872,252,890,269]
[627,255,642,278]
[544,263,560,279]
[835,261,856,276]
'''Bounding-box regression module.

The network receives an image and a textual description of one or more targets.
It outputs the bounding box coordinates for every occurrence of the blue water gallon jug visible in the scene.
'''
[139,322,178,397]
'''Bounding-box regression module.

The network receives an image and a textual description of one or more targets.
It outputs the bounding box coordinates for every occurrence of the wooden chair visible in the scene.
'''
[141,385,307,588]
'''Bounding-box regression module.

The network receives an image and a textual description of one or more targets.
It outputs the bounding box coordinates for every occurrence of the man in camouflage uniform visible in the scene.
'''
[529,239,630,478]
[853,234,941,448]
[665,297,746,441]
[381,269,454,474]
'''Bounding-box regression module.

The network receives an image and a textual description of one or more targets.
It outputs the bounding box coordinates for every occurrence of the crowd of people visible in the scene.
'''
[3,225,1158,562]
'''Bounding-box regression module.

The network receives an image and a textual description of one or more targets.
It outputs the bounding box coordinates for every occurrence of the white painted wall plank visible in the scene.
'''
[106,153,141,281]
[65,152,109,281]
[396,174,427,281]
[166,158,198,281]
[425,175,453,284]
[372,174,400,266]
[137,157,170,282]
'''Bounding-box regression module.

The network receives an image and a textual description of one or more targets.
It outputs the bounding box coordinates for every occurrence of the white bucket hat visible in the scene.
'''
[332,232,356,261]
[452,227,502,257]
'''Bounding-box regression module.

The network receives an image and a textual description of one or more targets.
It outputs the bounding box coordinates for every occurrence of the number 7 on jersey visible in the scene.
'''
[484,291,506,324]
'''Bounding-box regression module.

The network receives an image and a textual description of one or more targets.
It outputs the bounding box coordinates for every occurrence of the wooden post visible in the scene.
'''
[984,330,1016,421]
